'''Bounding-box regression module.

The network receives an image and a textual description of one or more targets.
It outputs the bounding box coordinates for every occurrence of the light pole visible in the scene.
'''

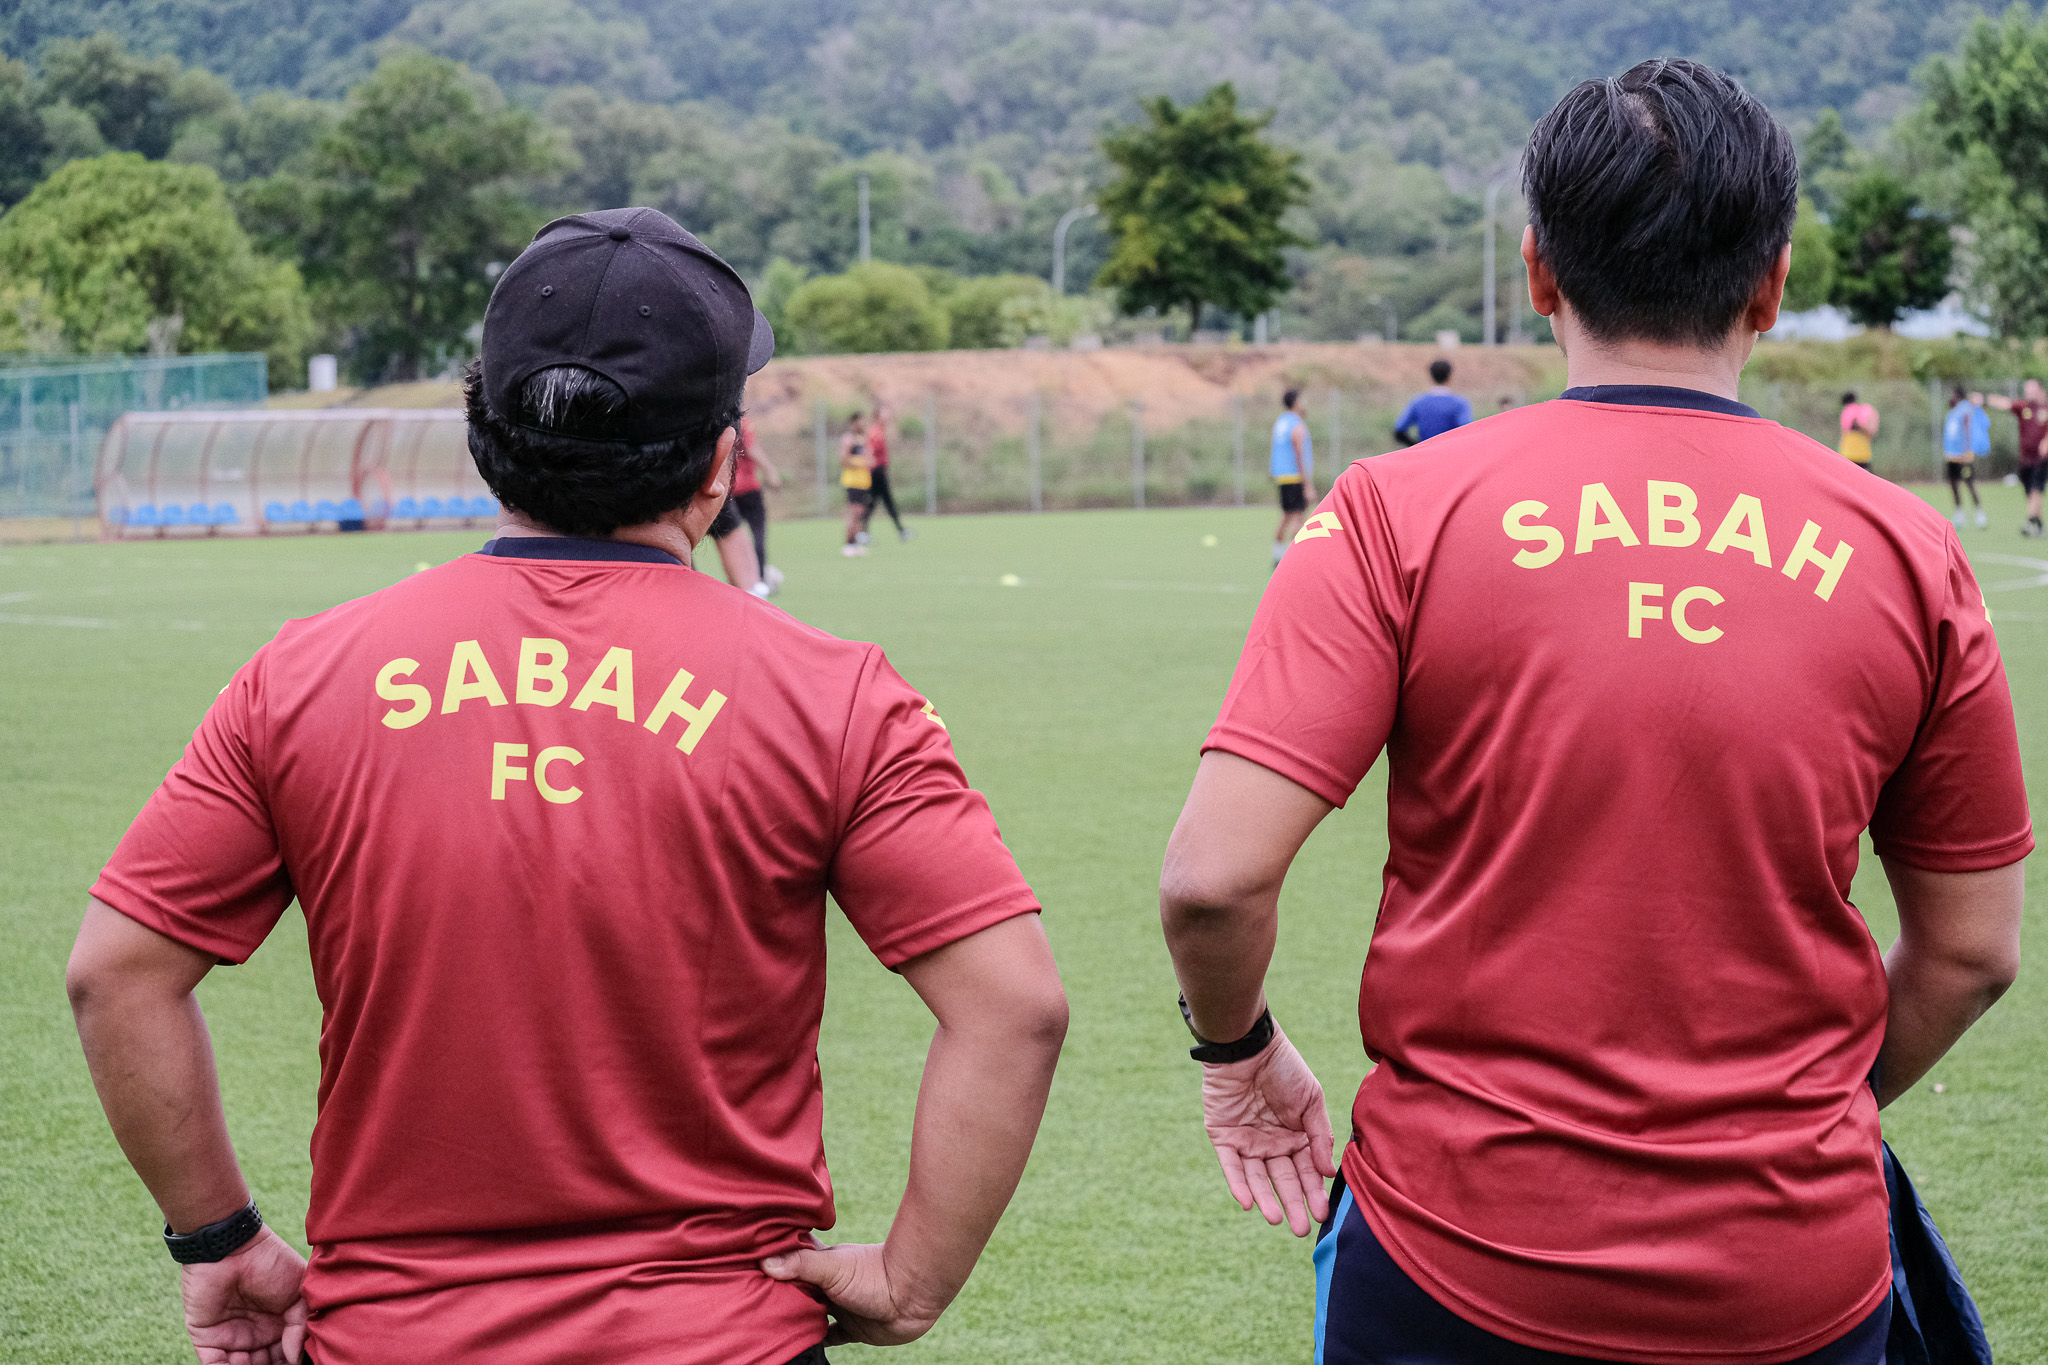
[858,175,871,264]
[1052,204,1097,295]
[1483,161,1520,347]
[1371,295,1397,342]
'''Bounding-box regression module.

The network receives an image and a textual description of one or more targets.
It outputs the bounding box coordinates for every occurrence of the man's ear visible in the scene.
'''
[1746,243,1792,337]
[696,426,739,506]
[1521,227,1560,319]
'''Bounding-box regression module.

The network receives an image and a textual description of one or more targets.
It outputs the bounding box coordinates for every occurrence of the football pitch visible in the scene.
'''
[3,493,2046,1363]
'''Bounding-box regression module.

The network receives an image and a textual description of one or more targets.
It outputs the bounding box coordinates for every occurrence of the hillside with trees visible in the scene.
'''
[1,1,2043,377]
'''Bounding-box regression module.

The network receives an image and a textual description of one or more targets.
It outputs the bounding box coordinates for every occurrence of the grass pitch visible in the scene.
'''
[3,490,2046,1363]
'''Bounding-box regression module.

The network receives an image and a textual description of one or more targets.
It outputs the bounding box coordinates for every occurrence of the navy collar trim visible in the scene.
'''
[1559,385,1759,419]
[481,536,683,566]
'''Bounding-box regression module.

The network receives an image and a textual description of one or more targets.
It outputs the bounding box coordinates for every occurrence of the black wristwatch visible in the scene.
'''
[1179,994,1277,1064]
[164,1201,264,1264]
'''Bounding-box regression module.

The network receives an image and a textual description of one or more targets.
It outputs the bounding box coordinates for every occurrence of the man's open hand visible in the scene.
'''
[762,1241,942,1347]
[1202,1027,1338,1237]
[181,1227,308,1365]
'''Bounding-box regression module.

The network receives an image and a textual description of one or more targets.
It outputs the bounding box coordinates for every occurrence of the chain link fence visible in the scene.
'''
[0,354,268,531]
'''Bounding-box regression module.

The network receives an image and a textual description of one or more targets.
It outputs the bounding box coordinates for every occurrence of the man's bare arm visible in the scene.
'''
[764,912,1066,1345]
[1160,751,1340,1237]
[1874,858,2023,1107]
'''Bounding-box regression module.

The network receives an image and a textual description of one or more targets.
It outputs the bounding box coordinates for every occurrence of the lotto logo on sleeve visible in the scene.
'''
[1500,480,1853,644]
[1294,511,1343,543]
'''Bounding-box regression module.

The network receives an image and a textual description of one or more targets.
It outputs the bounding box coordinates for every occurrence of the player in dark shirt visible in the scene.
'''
[1985,379,2048,537]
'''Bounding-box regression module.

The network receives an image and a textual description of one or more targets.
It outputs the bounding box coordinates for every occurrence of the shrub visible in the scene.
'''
[783,261,949,353]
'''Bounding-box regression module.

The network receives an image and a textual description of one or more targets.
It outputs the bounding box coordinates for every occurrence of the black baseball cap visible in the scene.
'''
[480,207,774,443]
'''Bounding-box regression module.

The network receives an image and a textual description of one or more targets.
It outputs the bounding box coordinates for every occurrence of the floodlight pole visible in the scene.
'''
[1053,204,1097,295]
[1483,162,1520,347]
[859,175,871,264]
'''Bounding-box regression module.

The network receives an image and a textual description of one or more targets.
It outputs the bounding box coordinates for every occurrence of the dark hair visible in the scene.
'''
[1282,388,1300,409]
[1841,391,1857,405]
[1523,58,1797,346]
[1429,359,1452,384]
[464,361,738,537]
[1951,385,1968,403]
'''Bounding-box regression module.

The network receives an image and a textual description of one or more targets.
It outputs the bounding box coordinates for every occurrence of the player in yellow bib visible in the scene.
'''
[1838,392,1877,467]
[839,412,874,557]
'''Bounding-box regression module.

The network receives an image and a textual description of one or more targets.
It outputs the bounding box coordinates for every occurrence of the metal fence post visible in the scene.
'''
[1131,399,1145,509]
[814,400,828,517]
[924,393,937,516]
[1028,392,1043,513]
[1231,393,1245,506]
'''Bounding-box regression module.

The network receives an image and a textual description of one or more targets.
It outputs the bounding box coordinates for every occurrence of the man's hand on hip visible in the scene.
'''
[763,1241,941,1346]
[1202,1026,1337,1237]
[182,1227,309,1365]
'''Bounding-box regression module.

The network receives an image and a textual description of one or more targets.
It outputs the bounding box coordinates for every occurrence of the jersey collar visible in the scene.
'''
[480,536,683,566]
[1559,385,1759,419]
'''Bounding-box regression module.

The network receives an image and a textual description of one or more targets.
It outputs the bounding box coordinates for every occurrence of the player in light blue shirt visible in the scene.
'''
[1393,359,1475,446]
[1942,387,1988,529]
[1270,389,1314,564]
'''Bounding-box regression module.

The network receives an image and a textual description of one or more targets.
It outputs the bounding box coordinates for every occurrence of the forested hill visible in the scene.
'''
[3,0,2023,166]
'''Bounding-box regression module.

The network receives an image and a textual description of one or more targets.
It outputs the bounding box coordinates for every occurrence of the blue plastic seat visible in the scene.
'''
[212,503,238,525]
[467,496,496,517]
[313,499,339,522]
[187,502,213,524]
[289,500,312,522]
[160,504,186,527]
[107,506,129,527]
[421,496,445,518]
[135,504,161,526]
[263,501,289,523]
[395,497,420,518]
[340,498,364,520]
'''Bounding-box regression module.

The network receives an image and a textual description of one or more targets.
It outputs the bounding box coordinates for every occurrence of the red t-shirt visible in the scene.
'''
[866,422,889,469]
[733,415,762,495]
[1206,390,2030,1362]
[93,538,1040,1365]
[2014,400,2048,467]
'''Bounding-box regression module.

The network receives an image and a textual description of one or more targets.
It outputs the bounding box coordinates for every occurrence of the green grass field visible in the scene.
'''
[4,490,2046,1363]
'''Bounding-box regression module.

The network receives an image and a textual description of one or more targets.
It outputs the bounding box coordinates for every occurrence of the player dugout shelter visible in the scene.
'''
[96,408,498,538]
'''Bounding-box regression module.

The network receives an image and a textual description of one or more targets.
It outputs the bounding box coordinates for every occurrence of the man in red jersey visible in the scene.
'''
[860,401,911,542]
[1161,60,2026,1365]
[67,207,1066,1365]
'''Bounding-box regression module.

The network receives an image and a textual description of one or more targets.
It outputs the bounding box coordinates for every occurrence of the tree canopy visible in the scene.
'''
[1095,84,1309,333]
[0,152,309,367]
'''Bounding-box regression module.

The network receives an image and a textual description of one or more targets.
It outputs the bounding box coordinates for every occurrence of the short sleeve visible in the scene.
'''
[1870,537,2033,871]
[828,651,1041,967]
[90,649,294,963]
[1203,464,1406,807]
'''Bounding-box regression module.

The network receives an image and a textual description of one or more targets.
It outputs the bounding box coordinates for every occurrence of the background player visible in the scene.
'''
[1944,386,1990,527]
[840,410,874,556]
[862,402,911,541]
[1162,60,2026,1365]
[1838,390,1878,468]
[1269,389,1313,564]
[1391,358,1473,446]
[1984,380,2048,536]
[65,208,1067,1365]
[708,412,784,594]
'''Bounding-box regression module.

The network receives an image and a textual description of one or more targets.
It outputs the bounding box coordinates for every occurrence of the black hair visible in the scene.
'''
[1429,359,1452,384]
[1523,58,1797,346]
[1841,391,1857,404]
[1282,388,1299,409]
[464,361,738,537]
[1951,385,1968,403]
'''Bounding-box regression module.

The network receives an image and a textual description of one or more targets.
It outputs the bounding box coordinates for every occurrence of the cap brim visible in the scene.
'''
[748,308,776,373]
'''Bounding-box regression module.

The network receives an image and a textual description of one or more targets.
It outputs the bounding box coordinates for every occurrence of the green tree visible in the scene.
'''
[1799,109,1852,218]
[0,153,311,370]
[1094,83,1310,332]
[1826,170,1952,329]
[1783,198,1837,314]
[39,34,184,160]
[783,262,949,353]
[753,257,809,354]
[1924,5,2048,337]
[295,49,552,381]
[943,273,1047,348]
[0,59,47,208]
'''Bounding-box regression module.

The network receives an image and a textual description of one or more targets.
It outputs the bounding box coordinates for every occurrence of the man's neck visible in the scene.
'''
[492,511,697,564]
[1555,315,1754,402]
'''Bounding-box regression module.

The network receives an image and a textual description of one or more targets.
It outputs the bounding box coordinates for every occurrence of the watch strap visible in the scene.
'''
[1179,994,1277,1064]
[164,1201,263,1264]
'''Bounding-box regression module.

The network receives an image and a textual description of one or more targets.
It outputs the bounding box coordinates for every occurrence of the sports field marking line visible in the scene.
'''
[0,612,116,629]
[0,591,34,604]
[1097,579,1249,594]
[1968,553,2048,593]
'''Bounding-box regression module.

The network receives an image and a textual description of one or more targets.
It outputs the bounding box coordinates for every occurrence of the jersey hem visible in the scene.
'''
[1200,729,1358,809]
[1343,1150,1894,1364]
[87,874,266,965]
[1870,826,2034,873]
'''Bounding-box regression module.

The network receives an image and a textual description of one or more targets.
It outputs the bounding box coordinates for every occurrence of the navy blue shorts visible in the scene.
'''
[1313,1171,1889,1365]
